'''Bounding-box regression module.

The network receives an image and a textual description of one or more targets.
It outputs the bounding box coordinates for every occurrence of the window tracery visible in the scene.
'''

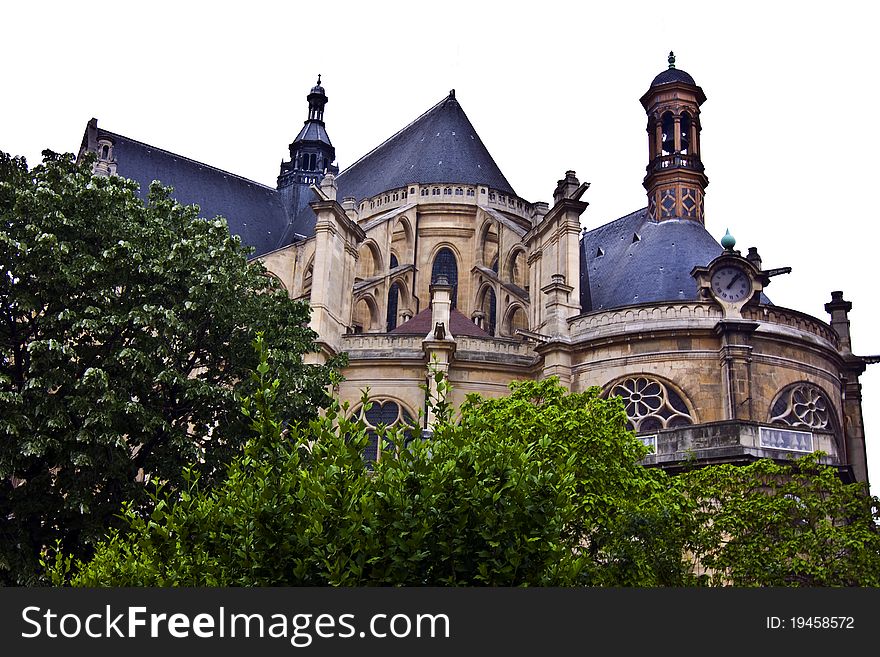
[769,383,836,432]
[607,376,693,432]
[350,400,416,464]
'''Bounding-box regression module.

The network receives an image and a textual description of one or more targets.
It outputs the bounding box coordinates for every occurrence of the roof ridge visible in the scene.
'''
[583,206,649,237]
[336,94,452,177]
[97,127,276,191]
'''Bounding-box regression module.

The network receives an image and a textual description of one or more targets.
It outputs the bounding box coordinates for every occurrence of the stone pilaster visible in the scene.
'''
[422,277,456,429]
[715,320,758,421]
[307,173,365,362]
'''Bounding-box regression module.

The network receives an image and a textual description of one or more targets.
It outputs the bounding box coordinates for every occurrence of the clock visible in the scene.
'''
[710,265,752,303]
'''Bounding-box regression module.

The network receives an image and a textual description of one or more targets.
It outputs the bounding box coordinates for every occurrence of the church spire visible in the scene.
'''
[640,53,709,223]
[277,76,339,213]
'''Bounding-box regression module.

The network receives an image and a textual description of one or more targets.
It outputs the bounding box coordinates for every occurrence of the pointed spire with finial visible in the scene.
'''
[668,51,676,69]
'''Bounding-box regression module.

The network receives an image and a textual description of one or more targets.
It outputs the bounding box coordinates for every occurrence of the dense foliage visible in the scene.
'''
[56,350,693,586]
[0,151,337,584]
[57,346,880,586]
[678,456,880,586]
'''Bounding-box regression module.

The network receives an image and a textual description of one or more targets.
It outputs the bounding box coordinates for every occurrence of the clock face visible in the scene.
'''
[710,265,752,303]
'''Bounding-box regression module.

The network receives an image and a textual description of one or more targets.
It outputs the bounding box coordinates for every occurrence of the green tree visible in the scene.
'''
[58,345,693,586]
[677,456,880,586]
[0,151,338,584]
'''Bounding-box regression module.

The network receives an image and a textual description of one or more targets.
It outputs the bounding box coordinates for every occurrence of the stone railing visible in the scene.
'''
[456,336,536,358]
[357,183,535,224]
[569,302,722,337]
[341,334,423,357]
[742,306,839,348]
[640,421,840,467]
[569,301,839,349]
[340,332,537,366]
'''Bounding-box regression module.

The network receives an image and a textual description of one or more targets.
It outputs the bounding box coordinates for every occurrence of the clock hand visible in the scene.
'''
[726,273,742,290]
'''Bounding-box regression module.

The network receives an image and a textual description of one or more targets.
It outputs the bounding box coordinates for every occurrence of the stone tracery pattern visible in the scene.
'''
[350,400,415,463]
[769,383,834,431]
[608,376,694,432]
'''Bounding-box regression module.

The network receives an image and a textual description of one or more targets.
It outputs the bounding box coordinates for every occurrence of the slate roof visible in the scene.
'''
[293,121,333,145]
[580,210,772,311]
[650,68,697,88]
[281,91,516,242]
[389,308,490,338]
[92,126,288,256]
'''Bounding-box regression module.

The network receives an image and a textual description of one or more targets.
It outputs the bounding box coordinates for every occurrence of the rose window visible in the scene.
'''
[770,384,833,431]
[608,376,693,432]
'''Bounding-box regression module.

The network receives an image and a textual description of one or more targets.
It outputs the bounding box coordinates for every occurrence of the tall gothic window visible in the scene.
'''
[386,283,400,332]
[431,248,458,309]
[607,376,694,432]
[485,287,496,336]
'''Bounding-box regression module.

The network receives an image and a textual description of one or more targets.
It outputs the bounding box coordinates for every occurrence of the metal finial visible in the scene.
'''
[317,74,322,85]
[720,228,736,250]
[668,51,676,69]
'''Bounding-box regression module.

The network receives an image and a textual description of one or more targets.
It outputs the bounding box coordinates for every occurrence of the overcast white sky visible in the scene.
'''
[3,0,879,494]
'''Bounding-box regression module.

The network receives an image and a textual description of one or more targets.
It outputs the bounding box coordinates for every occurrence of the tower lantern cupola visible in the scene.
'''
[640,52,709,224]
[307,75,328,122]
[277,75,339,214]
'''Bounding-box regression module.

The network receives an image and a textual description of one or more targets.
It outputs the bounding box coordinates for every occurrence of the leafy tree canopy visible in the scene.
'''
[57,348,694,586]
[0,151,338,584]
[677,455,880,586]
[55,342,880,587]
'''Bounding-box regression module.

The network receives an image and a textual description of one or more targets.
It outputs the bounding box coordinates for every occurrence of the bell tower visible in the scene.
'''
[278,76,339,217]
[640,52,709,223]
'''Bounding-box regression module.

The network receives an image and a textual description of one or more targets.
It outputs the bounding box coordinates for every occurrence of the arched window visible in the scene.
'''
[607,376,694,432]
[769,383,838,433]
[680,112,692,154]
[483,287,497,336]
[661,111,675,155]
[431,248,458,308]
[350,400,416,465]
[390,254,399,270]
[386,282,400,332]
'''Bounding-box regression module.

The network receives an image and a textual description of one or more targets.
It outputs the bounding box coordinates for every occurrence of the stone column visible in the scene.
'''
[825,291,869,484]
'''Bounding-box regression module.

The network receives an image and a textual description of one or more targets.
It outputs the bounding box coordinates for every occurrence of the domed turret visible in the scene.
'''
[640,52,709,223]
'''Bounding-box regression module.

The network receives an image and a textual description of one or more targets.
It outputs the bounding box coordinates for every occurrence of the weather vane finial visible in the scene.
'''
[668,51,676,69]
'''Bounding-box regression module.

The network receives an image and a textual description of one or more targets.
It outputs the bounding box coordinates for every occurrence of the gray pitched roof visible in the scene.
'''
[280,91,516,242]
[580,210,771,311]
[94,127,288,256]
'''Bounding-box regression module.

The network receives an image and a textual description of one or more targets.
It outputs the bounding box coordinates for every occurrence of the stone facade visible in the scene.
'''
[254,60,872,485]
[79,61,875,485]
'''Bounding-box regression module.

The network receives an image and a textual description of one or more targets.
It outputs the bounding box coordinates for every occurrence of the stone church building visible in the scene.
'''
[79,56,874,485]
